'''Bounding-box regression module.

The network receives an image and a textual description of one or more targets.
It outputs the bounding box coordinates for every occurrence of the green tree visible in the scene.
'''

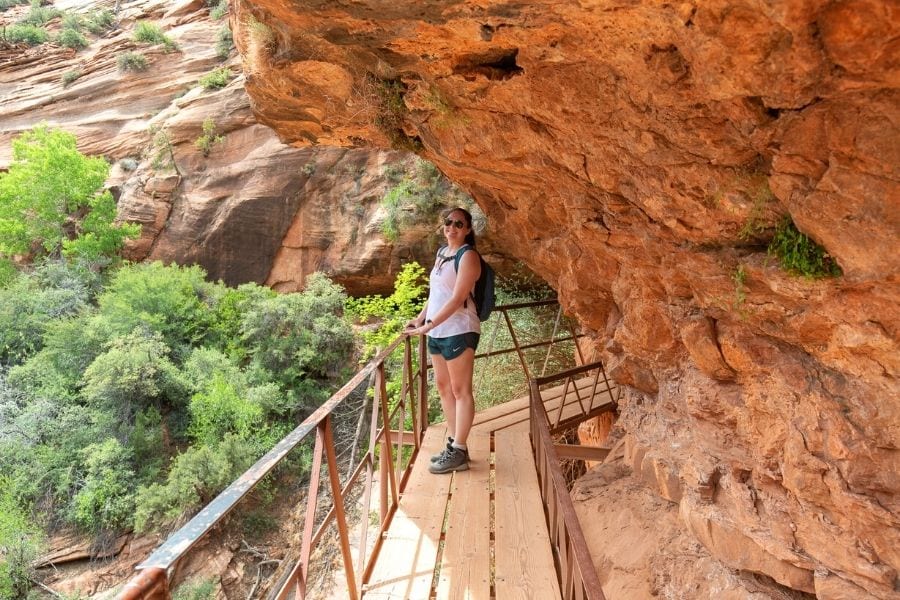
[240,273,354,406]
[70,438,136,533]
[0,478,42,599]
[80,328,186,428]
[0,126,139,262]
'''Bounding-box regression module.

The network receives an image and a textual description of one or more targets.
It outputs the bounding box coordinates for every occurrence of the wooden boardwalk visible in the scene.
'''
[363,378,615,600]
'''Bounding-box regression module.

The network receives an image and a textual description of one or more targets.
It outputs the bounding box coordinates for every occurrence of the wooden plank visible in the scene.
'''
[475,384,616,435]
[435,432,491,600]
[365,425,451,599]
[494,429,562,600]
[553,444,611,462]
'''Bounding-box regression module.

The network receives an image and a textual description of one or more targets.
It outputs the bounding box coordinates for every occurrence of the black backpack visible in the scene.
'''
[449,245,496,322]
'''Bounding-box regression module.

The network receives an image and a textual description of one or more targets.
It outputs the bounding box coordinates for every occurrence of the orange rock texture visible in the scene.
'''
[233,1,899,597]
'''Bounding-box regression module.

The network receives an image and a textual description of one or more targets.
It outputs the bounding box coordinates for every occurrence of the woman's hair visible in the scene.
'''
[444,206,476,247]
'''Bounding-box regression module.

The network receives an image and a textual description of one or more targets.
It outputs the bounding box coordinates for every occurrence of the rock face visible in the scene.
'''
[0,0,501,295]
[234,1,899,597]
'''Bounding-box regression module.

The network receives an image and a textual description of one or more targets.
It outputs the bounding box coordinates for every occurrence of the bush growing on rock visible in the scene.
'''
[58,27,88,49]
[133,20,177,51]
[83,8,114,34]
[215,25,233,59]
[117,50,148,72]
[199,66,231,90]
[3,23,49,45]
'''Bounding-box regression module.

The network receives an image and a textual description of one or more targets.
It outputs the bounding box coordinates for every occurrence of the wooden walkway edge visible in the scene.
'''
[363,378,615,599]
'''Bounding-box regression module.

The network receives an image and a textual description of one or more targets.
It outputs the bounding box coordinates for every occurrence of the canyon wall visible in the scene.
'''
[233,1,899,597]
[0,0,497,296]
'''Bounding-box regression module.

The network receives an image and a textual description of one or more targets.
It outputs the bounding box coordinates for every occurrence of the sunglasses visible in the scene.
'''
[443,218,466,229]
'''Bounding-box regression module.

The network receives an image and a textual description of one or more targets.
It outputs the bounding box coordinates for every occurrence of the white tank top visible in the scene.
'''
[425,245,481,338]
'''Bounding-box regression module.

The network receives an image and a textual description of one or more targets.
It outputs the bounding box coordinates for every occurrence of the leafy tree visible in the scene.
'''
[0,125,139,262]
[241,273,354,405]
[80,328,187,429]
[70,438,136,533]
[133,434,257,532]
[0,478,42,599]
[346,261,427,358]
[0,260,99,366]
[97,262,217,355]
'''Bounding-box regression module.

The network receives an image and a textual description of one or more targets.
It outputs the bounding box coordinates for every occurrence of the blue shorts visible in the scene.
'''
[427,332,480,360]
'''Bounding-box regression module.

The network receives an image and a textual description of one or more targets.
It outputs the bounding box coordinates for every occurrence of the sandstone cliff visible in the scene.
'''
[0,0,501,295]
[233,1,899,597]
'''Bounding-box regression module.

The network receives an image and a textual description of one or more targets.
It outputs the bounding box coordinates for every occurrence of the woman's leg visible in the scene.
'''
[445,348,476,445]
[431,353,456,435]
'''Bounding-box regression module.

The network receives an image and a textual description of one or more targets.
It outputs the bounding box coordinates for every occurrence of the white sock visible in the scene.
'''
[451,442,467,451]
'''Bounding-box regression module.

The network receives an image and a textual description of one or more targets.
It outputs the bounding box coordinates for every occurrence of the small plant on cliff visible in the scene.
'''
[767,216,842,279]
[194,118,225,157]
[84,8,114,34]
[19,1,60,26]
[117,50,148,72]
[133,20,177,51]
[731,264,748,317]
[0,0,30,13]
[215,25,233,59]
[58,26,88,49]
[368,76,423,152]
[210,0,228,20]
[243,15,275,73]
[423,84,470,129]
[148,126,180,173]
[199,66,231,90]
[61,68,82,86]
[3,23,49,45]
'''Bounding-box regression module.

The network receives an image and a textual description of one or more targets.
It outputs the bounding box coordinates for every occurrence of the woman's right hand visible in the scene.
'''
[405,317,423,330]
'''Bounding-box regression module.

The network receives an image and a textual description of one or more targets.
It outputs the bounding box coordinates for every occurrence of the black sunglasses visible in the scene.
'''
[443,218,465,229]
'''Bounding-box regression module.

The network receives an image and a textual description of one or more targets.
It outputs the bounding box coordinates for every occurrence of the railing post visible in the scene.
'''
[119,567,168,600]
[418,333,428,435]
[322,415,359,600]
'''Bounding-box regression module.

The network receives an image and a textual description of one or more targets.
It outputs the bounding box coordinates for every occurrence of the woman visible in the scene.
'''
[406,207,481,474]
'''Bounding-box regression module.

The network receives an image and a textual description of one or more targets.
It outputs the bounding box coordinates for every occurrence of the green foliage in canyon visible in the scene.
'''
[0,126,140,263]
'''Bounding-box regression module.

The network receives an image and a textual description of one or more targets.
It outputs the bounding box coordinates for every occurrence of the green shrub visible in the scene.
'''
[97,262,218,354]
[80,328,186,425]
[0,479,43,599]
[133,434,257,532]
[58,27,88,49]
[117,50,148,72]
[61,69,82,85]
[210,0,227,19]
[84,8,114,34]
[0,0,29,12]
[19,2,60,26]
[133,21,176,51]
[194,117,225,157]
[173,578,216,600]
[4,23,49,45]
[198,67,231,90]
[767,217,842,278]
[215,25,233,59]
[70,438,136,532]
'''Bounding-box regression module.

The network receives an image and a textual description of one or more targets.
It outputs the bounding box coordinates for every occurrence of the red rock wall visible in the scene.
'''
[235,1,899,597]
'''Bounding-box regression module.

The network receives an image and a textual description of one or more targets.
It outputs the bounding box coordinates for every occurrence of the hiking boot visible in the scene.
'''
[431,437,454,463]
[429,446,469,474]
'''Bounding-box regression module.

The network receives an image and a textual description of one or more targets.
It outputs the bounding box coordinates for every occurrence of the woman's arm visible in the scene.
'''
[411,251,480,335]
[405,301,428,329]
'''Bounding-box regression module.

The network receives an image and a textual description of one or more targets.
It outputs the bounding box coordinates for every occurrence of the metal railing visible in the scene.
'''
[119,299,580,600]
[529,361,619,600]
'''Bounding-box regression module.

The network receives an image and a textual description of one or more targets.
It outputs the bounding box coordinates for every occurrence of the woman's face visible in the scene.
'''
[443,210,471,245]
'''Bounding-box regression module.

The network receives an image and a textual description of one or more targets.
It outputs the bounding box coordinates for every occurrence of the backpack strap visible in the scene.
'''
[451,244,472,273]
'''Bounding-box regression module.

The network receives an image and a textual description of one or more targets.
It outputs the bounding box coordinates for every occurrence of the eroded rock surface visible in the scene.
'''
[235,1,899,596]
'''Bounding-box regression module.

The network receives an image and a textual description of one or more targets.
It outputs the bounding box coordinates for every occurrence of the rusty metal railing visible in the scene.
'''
[529,360,619,600]
[120,299,578,600]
